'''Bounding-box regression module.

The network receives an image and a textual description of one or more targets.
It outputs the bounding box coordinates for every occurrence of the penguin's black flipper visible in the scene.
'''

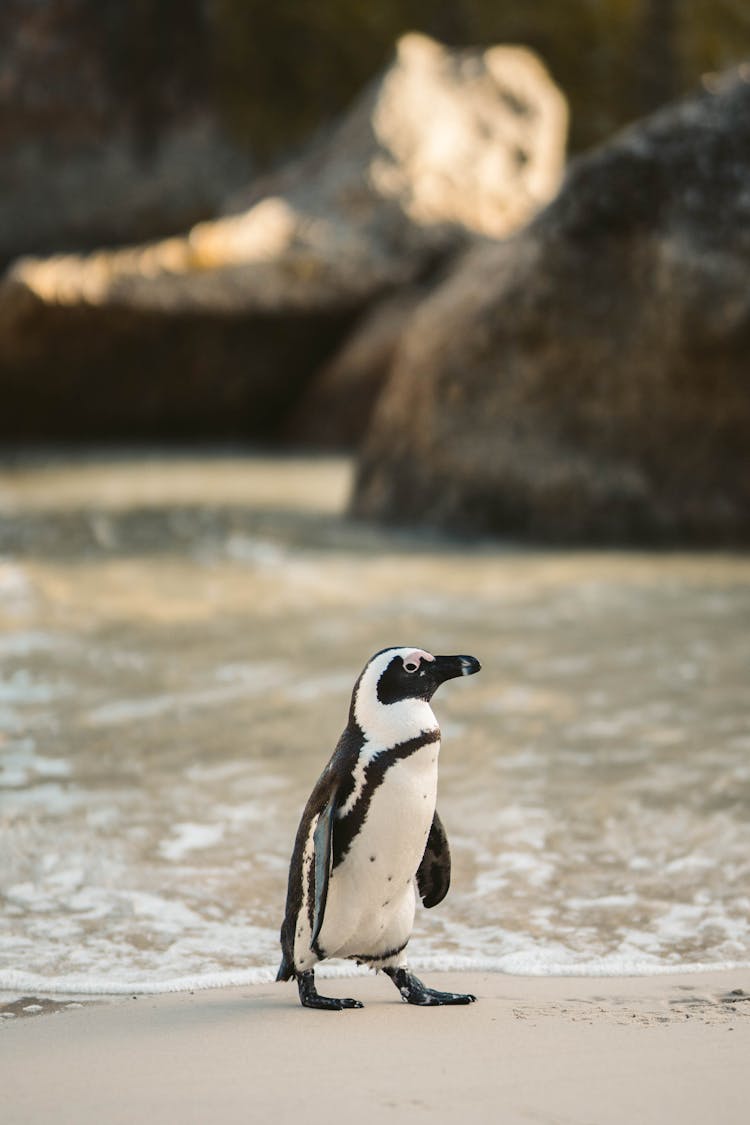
[311,794,337,946]
[417,810,451,908]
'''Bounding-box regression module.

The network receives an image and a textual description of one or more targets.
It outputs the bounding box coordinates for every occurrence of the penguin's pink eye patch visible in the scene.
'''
[402,649,434,673]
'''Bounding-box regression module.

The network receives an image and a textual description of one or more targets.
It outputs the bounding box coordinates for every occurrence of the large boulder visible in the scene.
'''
[0,0,252,267]
[0,33,566,441]
[352,68,750,544]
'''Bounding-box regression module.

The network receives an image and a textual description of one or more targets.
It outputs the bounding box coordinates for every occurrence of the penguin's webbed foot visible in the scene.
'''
[384,967,476,1006]
[297,969,364,1011]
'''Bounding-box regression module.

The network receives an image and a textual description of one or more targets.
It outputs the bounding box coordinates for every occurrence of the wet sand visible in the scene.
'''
[2,971,748,1124]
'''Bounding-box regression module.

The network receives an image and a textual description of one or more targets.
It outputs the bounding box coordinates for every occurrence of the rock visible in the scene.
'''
[0,0,252,267]
[0,33,566,441]
[352,68,750,544]
[0,119,253,270]
[284,287,427,448]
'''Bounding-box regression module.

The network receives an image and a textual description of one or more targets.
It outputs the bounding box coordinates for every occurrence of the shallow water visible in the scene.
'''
[1,454,749,993]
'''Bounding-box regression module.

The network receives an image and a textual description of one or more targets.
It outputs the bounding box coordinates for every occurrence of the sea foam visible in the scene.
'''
[3,954,750,999]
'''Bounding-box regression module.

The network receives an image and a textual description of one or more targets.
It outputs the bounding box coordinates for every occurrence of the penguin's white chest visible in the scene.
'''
[319,740,440,961]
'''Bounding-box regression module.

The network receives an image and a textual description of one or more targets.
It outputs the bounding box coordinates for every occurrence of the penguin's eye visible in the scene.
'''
[403,660,420,674]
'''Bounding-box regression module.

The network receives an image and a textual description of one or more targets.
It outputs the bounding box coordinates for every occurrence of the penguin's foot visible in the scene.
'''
[297,969,364,1011]
[384,967,477,1006]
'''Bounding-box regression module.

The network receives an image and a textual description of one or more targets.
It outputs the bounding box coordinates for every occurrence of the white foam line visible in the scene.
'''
[0,968,278,995]
[409,955,750,978]
[3,956,750,997]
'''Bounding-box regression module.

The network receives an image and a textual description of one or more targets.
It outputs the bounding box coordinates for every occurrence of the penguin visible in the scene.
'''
[277,646,481,1009]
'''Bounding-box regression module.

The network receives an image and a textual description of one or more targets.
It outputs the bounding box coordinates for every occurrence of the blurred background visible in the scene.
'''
[3,1,750,264]
[1,1,749,1002]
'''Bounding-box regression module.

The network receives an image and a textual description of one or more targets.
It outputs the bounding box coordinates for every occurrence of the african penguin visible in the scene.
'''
[277,646,481,1009]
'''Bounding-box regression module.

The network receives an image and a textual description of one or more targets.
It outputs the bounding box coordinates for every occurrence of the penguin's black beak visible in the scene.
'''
[432,654,481,685]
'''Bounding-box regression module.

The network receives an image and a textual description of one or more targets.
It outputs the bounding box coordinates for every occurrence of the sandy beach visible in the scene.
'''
[2,459,749,1122]
[2,970,748,1124]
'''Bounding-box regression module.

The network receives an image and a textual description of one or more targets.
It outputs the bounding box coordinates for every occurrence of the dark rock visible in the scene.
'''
[0,34,566,442]
[284,287,427,448]
[352,68,750,544]
[0,0,252,267]
[0,291,357,442]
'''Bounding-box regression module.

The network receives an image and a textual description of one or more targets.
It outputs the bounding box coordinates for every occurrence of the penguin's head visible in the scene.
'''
[351,647,481,741]
[373,648,481,705]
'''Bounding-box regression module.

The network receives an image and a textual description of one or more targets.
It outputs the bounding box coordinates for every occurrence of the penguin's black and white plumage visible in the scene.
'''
[277,646,481,1010]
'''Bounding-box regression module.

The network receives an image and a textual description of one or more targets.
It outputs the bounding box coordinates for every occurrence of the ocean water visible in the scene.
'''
[1,454,749,996]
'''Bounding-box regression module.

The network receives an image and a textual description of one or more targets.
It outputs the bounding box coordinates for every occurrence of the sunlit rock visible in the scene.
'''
[0,33,566,440]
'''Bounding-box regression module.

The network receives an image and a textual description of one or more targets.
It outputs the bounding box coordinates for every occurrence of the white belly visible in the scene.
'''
[317,740,440,963]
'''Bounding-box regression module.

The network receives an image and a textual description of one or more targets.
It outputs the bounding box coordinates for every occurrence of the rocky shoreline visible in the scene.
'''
[2,33,748,542]
[0,35,565,445]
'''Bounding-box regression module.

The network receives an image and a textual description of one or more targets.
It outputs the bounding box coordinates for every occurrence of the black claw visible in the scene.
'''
[297,969,364,1011]
[384,967,477,1006]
